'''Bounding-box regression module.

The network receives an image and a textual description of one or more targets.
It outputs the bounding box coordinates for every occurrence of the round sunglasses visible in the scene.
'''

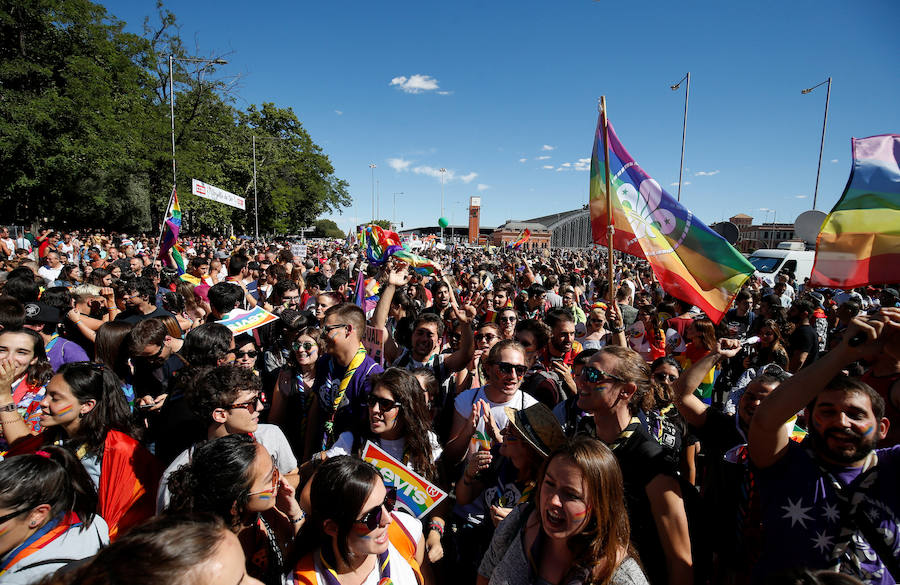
[354,486,397,531]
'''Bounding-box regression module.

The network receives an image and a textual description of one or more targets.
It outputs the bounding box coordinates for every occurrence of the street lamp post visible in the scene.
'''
[670,72,690,202]
[252,135,290,241]
[439,168,447,241]
[369,164,377,222]
[168,55,228,189]
[761,208,777,248]
[392,192,404,228]
[801,77,831,210]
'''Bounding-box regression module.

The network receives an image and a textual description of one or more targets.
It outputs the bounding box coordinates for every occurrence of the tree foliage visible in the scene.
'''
[313,219,344,239]
[0,0,349,234]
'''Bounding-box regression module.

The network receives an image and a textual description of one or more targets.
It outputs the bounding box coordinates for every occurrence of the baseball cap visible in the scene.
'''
[24,302,61,324]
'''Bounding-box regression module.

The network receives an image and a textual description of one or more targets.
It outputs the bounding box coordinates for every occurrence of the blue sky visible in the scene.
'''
[103,0,900,235]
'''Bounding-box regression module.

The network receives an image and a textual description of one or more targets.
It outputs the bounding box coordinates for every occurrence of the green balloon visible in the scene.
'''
[438,217,449,228]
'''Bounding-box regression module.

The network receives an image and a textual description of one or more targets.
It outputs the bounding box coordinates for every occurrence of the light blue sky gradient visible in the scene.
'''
[104,0,900,234]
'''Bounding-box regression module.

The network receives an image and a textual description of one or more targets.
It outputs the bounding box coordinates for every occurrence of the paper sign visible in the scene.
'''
[290,244,307,258]
[192,179,246,210]
[218,307,277,334]
[362,441,447,518]
[362,325,384,365]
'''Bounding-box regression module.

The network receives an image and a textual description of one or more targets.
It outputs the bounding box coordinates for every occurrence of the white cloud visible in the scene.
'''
[536,155,551,160]
[670,181,691,187]
[406,166,478,183]
[542,165,555,170]
[561,162,571,167]
[795,194,808,198]
[477,184,490,191]
[334,110,343,115]
[518,158,528,163]
[387,157,412,172]
[830,159,839,163]
[412,165,449,179]
[389,74,443,94]
[694,170,720,177]
[573,158,591,171]
[459,172,478,183]
[541,145,556,151]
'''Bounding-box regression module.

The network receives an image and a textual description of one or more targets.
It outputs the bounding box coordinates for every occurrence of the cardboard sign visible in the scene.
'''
[362,441,447,518]
[362,325,384,365]
[290,244,307,258]
[218,307,278,334]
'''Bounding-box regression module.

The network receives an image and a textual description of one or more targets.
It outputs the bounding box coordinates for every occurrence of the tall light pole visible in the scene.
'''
[376,179,380,220]
[439,168,447,241]
[670,72,690,202]
[760,208,777,248]
[392,192,404,228]
[369,164,376,222]
[253,135,290,241]
[801,77,831,210]
[168,55,228,189]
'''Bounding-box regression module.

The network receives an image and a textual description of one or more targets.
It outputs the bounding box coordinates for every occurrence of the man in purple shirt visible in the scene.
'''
[23,302,89,372]
[307,303,382,460]
[750,308,900,584]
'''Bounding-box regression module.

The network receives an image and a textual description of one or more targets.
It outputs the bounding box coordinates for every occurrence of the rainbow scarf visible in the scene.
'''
[589,118,754,324]
[810,134,900,287]
[0,512,81,576]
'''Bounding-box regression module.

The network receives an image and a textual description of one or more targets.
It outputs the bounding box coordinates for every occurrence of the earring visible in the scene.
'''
[29,522,37,528]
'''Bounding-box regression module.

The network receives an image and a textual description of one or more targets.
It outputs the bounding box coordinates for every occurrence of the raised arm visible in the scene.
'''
[749,308,900,469]
[674,338,741,428]
[371,261,410,364]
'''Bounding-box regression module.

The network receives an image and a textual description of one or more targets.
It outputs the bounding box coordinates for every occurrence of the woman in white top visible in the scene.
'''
[290,456,422,585]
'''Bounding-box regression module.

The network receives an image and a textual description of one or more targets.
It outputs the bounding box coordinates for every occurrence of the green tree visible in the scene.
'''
[314,219,344,239]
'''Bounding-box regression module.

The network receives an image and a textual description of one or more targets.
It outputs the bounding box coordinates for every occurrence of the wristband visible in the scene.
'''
[609,325,625,333]
[290,510,306,524]
[428,521,444,537]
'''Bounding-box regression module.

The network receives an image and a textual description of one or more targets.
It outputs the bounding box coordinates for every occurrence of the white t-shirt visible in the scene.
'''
[325,431,443,466]
[309,512,421,585]
[454,387,537,460]
[156,424,297,512]
[38,265,62,283]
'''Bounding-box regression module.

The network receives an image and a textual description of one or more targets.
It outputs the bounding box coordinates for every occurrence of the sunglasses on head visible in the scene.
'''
[355,486,397,531]
[367,394,401,411]
[495,361,527,376]
[235,350,258,359]
[581,366,625,384]
[292,341,315,353]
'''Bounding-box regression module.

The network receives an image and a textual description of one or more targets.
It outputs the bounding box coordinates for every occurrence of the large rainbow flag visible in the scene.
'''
[361,225,439,274]
[809,134,900,288]
[589,117,754,323]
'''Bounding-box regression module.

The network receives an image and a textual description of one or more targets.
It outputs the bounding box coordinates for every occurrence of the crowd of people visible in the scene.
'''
[0,225,897,585]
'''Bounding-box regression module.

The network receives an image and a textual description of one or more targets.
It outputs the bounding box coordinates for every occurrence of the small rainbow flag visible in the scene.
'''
[361,225,439,274]
[512,229,531,250]
[158,187,181,263]
[217,307,278,335]
[362,441,447,518]
[810,134,900,288]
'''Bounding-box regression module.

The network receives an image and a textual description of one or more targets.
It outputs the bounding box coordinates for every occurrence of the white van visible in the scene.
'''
[747,243,815,287]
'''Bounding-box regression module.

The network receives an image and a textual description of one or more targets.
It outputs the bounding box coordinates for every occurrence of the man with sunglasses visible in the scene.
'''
[127,317,187,412]
[749,309,900,584]
[156,364,298,512]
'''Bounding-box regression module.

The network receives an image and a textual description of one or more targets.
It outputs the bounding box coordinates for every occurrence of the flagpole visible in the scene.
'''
[600,96,615,308]
[156,184,177,257]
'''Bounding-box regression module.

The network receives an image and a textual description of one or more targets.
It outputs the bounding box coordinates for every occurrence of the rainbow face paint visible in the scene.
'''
[862,424,876,437]
[570,508,589,519]
[53,403,75,418]
[0,526,11,538]
[254,492,274,501]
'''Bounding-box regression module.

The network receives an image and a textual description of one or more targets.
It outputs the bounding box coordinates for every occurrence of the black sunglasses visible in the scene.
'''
[495,361,527,376]
[581,366,625,384]
[653,372,678,383]
[235,350,258,359]
[0,507,29,525]
[292,341,315,353]
[354,486,397,531]
[367,394,401,411]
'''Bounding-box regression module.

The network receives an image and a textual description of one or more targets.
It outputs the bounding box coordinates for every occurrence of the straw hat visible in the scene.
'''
[503,403,566,458]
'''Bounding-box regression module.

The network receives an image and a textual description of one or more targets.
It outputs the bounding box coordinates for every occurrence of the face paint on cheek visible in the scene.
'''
[570,508,589,520]
[254,492,274,501]
[0,526,11,538]
[54,403,75,418]
[862,424,876,437]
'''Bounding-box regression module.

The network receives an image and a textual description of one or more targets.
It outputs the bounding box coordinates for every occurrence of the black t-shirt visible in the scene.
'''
[116,306,180,331]
[787,324,819,367]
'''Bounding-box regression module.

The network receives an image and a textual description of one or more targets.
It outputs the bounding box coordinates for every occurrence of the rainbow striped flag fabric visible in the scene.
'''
[361,225,439,274]
[158,187,181,261]
[512,229,531,250]
[809,134,900,288]
[589,118,754,323]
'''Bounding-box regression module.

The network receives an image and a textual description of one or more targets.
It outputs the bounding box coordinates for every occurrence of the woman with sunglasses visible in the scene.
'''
[0,361,159,541]
[290,456,423,585]
[640,357,696,480]
[167,434,303,585]
[271,326,320,454]
[576,346,693,585]
[0,446,108,584]
[577,303,611,351]
[478,436,649,585]
[496,307,518,341]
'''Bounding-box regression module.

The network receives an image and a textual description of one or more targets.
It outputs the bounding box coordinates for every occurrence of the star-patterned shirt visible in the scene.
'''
[755,441,900,584]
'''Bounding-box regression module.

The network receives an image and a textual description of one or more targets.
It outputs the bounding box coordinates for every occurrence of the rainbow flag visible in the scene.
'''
[361,225,439,274]
[158,187,181,262]
[512,229,531,250]
[589,118,754,324]
[362,441,447,518]
[809,134,900,288]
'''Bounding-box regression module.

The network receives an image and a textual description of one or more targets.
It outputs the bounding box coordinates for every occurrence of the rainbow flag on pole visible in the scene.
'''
[512,229,531,250]
[158,187,181,261]
[589,118,754,323]
[809,134,900,288]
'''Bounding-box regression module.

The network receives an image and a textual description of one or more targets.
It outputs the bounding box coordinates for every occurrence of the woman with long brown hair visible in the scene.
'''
[677,317,719,404]
[478,436,648,585]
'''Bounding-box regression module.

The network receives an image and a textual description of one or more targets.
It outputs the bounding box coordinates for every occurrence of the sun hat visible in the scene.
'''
[503,403,566,458]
